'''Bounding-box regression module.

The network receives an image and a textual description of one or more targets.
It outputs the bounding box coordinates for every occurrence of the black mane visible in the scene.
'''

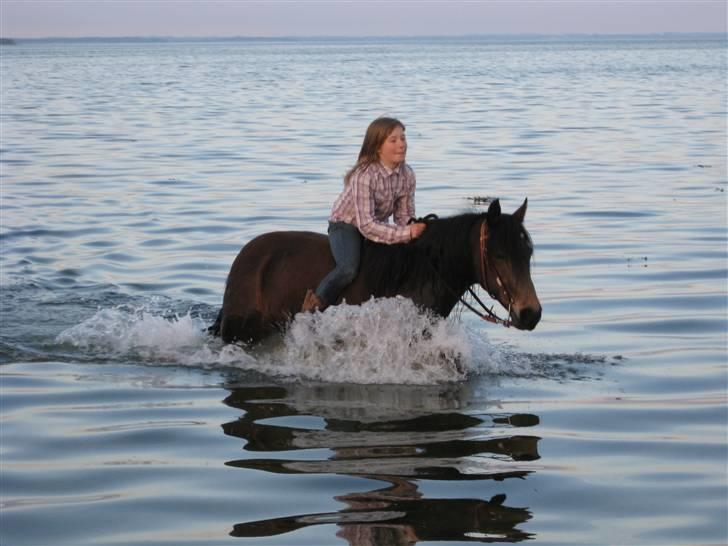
[360,213,482,297]
[359,211,532,299]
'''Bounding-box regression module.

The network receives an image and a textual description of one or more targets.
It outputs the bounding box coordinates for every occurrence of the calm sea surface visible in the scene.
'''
[1,36,726,545]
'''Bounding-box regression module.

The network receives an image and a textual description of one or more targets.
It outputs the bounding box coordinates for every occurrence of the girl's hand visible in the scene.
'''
[409,222,427,239]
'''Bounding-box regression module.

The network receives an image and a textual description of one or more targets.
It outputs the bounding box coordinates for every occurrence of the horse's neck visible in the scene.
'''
[433,271,472,316]
[404,250,474,317]
[359,219,479,316]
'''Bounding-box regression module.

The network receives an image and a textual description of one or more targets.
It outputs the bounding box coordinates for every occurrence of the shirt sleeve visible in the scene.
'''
[351,169,412,245]
[393,168,416,226]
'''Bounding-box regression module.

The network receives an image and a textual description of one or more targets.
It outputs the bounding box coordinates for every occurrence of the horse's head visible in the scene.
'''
[477,199,542,330]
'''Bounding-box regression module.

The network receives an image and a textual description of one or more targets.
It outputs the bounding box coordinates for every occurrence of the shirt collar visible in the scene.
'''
[378,161,404,176]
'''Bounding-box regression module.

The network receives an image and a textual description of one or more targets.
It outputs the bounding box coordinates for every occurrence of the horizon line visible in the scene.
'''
[3,31,726,42]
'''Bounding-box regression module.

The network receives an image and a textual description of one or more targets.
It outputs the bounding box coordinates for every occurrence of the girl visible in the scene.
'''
[302,117,427,312]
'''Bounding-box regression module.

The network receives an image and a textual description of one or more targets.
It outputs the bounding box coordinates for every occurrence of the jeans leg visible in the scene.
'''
[315,222,362,305]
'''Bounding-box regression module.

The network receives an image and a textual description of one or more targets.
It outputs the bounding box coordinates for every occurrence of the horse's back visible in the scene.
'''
[218,230,335,343]
[241,230,329,257]
[230,230,333,284]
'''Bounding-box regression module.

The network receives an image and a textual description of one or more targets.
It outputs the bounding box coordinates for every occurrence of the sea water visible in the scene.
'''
[1,35,726,545]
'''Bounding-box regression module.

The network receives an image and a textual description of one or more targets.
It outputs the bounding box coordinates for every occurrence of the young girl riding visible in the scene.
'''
[302,117,427,312]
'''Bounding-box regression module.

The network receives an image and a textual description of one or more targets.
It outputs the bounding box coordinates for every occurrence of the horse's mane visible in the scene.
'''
[360,213,482,296]
[360,211,532,296]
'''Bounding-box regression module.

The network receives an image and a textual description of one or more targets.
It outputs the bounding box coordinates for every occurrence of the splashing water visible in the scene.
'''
[266,297,491,384]
[55,305,242,364]
[55,298,603,384]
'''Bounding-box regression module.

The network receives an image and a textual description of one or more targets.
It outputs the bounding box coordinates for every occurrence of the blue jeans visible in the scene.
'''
[315,222,362,305]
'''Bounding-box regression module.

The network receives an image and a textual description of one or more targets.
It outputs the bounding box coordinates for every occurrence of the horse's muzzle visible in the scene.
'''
[512,305,542,331]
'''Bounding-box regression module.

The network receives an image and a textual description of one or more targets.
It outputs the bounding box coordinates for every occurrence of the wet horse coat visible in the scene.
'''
[210,199,541,344]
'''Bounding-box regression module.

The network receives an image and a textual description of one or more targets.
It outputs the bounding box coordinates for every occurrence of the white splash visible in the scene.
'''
[262,297,485,384]
[55,305,255,366]
[56,298,515,384]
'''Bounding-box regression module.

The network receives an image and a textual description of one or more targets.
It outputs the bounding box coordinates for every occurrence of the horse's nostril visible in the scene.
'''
[519,307,542,330]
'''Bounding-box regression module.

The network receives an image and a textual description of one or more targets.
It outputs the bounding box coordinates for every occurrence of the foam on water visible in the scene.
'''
[55,298,531,384]
[55,297,609,384]
[55,305,228,362]
[267,297,497,384]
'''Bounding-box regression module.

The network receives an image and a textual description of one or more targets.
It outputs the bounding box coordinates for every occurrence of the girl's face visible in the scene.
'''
[378,126,407,169]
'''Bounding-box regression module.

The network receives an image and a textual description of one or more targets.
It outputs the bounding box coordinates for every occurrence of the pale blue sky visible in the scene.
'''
[2,1,726,39]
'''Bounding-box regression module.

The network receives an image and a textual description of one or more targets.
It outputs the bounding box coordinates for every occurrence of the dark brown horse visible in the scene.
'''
[209,199,541,344]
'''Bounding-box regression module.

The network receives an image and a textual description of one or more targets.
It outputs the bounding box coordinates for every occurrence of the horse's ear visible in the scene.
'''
[513,198,528,223]
[487,199,501,225]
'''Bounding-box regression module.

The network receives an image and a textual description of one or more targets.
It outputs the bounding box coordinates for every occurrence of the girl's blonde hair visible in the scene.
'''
[344,117,405,185]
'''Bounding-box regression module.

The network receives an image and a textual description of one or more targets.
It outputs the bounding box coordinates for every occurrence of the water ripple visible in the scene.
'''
[1,36,726,546]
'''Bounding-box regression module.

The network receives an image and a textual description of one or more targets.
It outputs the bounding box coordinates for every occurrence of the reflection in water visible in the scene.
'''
[221,383,540,544]
[232,478,532,544]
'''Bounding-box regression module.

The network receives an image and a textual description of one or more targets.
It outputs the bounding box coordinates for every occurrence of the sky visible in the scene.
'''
[1,1,726,39]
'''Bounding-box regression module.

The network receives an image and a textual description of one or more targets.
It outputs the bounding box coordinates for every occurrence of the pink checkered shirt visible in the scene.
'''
[329,161,416,244]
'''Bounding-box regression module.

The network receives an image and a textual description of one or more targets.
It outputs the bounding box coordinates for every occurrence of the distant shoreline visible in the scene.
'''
[2,32,725,45]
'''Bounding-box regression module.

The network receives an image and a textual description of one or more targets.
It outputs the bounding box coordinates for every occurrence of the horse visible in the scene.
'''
[209,199,541,344]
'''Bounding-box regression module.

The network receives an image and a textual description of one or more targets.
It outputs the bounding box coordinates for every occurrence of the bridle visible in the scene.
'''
[463,219,514,327]
[414,214,514,328]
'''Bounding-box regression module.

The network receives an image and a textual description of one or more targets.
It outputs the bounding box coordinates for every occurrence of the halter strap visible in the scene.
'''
[479,220,490,295]
[466,219,512,327]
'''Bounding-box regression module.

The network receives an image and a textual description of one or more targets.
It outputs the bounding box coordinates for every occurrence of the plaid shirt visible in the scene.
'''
[329,161,416,244]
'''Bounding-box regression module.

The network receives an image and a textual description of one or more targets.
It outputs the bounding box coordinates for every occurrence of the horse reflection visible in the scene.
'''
[231,476,533,544]
[220,384,540,543]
